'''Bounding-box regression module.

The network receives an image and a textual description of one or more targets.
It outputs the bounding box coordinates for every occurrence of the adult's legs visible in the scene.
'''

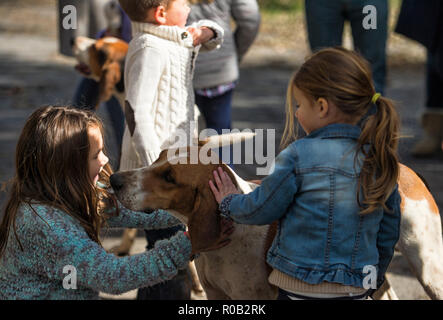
[195,89,234,168]
[305,0,346,52]
[347,0,388,94]
[105,96,125,159]
[73,78,99,109]
[412,50,443,156]
[72,78,124,167]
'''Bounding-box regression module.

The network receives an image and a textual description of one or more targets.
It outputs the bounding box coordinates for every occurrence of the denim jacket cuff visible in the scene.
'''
[219,194,235,219]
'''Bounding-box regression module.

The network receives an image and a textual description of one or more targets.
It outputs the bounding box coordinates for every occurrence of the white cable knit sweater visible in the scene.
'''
[119,20,223,170]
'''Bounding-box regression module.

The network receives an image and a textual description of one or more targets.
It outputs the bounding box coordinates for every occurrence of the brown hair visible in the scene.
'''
[0,106,118,257]
[119,0,172,22]
[282,47,400,214]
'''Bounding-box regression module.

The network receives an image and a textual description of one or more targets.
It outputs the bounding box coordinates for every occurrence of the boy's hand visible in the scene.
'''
[187,26,215,46]
[209,167,241,204]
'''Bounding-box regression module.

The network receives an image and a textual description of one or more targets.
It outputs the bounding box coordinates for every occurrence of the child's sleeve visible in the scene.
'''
[219,147,299,225]
[125,47,166,166]
[105,202,183,230]
[190,20,224,52]
[29,208,191,295]
[231,0,261,61]
[376,186,402,287]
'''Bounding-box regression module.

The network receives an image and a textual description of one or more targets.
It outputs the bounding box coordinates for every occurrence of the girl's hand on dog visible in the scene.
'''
[209,167,241,204]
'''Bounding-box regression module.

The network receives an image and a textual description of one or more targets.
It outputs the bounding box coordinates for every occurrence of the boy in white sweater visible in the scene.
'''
[118,0,224,170]
[117,0,224,300]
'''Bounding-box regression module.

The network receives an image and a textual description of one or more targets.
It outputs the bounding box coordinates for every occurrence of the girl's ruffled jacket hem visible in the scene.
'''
[267,252,369,289]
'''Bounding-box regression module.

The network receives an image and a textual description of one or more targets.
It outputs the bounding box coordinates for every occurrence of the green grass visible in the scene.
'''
[258,0,304,13]
[259,0,402,14]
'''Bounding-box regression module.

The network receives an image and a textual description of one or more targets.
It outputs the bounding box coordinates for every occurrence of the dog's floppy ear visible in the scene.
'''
[187,186,221,252]
[97,61,121,108]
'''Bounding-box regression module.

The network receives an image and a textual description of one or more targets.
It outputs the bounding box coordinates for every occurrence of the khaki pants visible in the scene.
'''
[278,288,369,300]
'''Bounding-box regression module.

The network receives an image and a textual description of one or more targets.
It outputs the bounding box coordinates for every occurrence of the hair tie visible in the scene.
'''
[371,93,381,104]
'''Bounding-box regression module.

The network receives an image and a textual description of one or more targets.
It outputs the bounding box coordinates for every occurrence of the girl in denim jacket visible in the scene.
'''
[209,47,402,300]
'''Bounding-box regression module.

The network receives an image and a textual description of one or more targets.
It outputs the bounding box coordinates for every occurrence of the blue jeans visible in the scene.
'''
[73,78,125,169]
[305,0,388,94]
[195,89,234,168]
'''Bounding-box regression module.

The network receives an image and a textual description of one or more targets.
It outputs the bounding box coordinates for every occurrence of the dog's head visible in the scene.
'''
[72,36,128,107]
[110,132,257,248]
[111,146,241,249]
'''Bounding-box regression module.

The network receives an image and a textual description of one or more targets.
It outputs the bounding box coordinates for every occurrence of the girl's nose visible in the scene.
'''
[101,153,109,166]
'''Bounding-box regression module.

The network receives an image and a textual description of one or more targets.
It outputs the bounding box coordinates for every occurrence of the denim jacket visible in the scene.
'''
[220,124,401,289]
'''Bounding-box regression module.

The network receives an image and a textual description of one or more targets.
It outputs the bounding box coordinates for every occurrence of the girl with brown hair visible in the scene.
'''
[210,47,402,300]
[0,105,230,299]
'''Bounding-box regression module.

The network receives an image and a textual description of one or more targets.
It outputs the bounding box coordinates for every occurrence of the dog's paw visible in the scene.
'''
[108,245,131,257]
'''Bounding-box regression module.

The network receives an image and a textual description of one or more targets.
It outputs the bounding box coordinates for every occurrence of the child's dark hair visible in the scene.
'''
[282,47,400,214]
[0,106,118,257]
[119,0,172,22]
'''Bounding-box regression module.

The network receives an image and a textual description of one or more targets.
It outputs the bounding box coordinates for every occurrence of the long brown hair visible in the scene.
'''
[0,106,118,257]
[282,47,400,214]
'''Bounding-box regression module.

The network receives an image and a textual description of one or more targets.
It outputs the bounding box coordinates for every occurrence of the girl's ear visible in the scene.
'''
[316,97,329,119]
[154,5,167,24]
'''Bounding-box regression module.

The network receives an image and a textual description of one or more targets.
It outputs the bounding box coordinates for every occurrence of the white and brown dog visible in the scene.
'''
[72,36,128,109]
[109,135,443,300]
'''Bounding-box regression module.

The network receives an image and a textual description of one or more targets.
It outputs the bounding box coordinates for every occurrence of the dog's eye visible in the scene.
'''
[163,171,175,184]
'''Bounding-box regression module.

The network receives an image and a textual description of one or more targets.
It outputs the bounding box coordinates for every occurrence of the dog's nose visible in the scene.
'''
[110,173,124,192]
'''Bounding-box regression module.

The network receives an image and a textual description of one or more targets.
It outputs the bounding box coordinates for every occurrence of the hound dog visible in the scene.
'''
[109,135,443,300]
[72,36,128,109]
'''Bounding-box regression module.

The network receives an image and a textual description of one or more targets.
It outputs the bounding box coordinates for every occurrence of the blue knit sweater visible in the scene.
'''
[0,202,191,300]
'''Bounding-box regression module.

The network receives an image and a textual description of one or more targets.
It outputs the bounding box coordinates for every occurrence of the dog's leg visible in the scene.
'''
[109,228,138,256]
[188,261,205,296]
[397,196,443,300]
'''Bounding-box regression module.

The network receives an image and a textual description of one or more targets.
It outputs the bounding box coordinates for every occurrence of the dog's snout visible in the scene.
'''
[110,173,125,192]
